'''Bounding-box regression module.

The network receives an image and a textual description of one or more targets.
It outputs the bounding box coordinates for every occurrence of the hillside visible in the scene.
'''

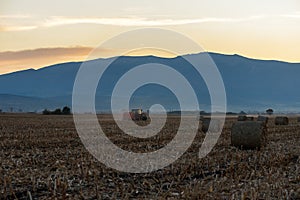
[0,53,299,112]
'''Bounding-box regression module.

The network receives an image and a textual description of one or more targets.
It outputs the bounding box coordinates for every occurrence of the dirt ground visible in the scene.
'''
[0,114,299,199]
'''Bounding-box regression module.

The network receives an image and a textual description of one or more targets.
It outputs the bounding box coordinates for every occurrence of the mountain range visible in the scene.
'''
[0,52,299,113]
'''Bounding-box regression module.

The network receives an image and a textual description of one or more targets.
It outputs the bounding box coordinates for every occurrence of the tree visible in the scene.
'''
[42,109,51,115]
[52,108,62,115]
[266,108,274,115]
[62,106,71,115]
[42,107,71,115]
[239,111,247,115]
[200,110,208,116]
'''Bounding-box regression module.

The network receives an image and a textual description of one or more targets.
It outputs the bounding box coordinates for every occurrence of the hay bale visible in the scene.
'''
[237,115,254,121]
[237,115,247,121]
[247,116,254,121]
[275,116,289,125]
[298,117,300,123]
[257,115,268,125]
[231,121,264,149]
[200,118,221,133]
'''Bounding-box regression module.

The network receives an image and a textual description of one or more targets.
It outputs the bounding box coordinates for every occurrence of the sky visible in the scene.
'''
[0,0,300,74]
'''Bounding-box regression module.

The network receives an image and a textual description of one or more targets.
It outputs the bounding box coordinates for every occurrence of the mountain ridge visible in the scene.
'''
[1,52,299,112]
[2,52,299,76]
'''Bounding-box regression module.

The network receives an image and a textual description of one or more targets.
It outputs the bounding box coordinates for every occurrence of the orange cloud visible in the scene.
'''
[0,46,117,74]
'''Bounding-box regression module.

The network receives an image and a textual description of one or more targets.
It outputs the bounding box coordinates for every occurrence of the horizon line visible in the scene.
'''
[1,50,299,76]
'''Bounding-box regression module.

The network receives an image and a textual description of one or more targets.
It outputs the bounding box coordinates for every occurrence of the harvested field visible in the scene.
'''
[0,114,299,199]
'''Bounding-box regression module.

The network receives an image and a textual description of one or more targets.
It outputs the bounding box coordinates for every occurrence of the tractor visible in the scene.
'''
[130,109,148,121]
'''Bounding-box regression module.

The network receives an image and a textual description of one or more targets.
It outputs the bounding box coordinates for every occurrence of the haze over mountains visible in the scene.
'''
[0,52,299,113]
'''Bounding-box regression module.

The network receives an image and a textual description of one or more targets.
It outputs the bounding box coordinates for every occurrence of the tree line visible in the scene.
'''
[42,106,71,115]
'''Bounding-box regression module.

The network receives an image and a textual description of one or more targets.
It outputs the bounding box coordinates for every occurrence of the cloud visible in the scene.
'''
[1,13,300,32]
[0,15,268,32]
[0,46,116,74]
[0,25,37,31]
[280,14,300,19]
[0,15,32,19]
[0,14,36,31]
[0,46,92,60]
[44,15,266,27]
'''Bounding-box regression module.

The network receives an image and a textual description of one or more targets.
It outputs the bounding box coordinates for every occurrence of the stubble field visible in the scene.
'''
[0,114,299,199]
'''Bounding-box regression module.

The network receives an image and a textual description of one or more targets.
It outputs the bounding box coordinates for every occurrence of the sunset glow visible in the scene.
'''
[1,0,300,74]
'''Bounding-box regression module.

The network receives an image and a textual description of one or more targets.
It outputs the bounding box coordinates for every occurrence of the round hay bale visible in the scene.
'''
[200,118,221,133]
[247,116,254,121]
[275,116,289,125]
[257,115,268,125]
[231,121,264,149]
[237,115,247,121]
[237,115,254,121]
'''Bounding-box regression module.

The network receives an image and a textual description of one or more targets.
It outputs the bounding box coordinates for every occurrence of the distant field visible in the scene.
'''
[0,114,299,199]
